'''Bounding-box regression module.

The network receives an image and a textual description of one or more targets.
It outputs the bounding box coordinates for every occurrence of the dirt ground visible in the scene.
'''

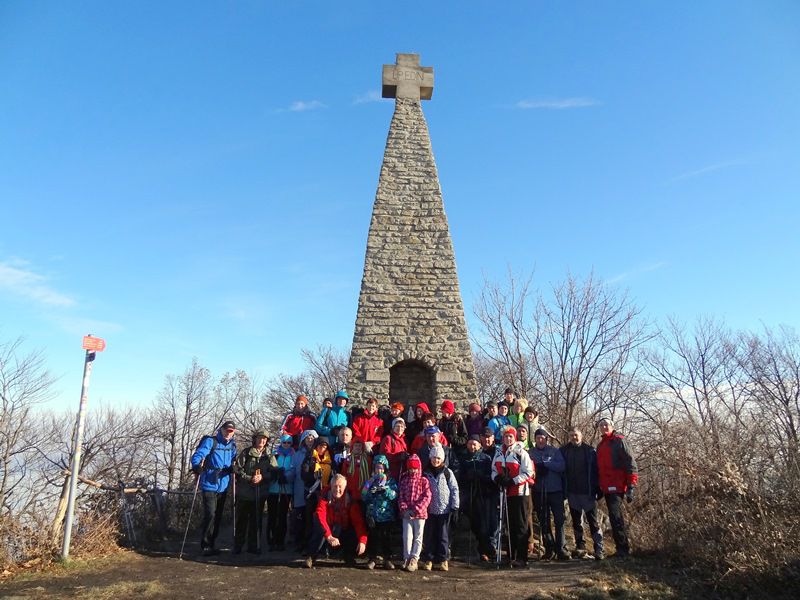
[0,549,609,600]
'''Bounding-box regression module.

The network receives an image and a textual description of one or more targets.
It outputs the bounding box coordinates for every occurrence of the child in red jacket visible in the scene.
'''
[398,454,432,572]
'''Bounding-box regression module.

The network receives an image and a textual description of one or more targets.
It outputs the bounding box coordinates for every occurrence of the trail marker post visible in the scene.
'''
[61,335,106,560]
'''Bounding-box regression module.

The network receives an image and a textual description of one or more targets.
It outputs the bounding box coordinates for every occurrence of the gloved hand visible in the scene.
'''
[450,510,460,526]
[494,474,509,487]
[333,453,344,464]
[625,487,635,504]
[191,464,201,475]
[503,475,517,488]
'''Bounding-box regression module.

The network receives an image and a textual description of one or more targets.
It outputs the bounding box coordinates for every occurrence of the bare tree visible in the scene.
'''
[0,338,56,512]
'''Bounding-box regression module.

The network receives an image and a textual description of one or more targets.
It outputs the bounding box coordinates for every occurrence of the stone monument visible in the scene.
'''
[346,53,479,409]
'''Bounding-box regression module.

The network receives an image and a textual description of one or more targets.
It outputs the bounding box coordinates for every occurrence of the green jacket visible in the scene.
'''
[233,446,276,501]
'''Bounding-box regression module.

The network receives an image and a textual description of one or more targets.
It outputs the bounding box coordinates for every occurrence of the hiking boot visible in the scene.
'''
[557,551,572,561]
[434,560,448,571]
[594,550,605,561]
[407,557,418,572]
[383,559,395,570]
[304,556,314,568]
[511,559,528,569]
[202,547,220,557]
[366,559,376,570]
[401,558,410,571]
[572,548,588,558]
[542,549,555,561]
[421,560,433,571]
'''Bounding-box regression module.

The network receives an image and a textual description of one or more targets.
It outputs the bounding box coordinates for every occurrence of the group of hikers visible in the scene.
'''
[189,388,638,570]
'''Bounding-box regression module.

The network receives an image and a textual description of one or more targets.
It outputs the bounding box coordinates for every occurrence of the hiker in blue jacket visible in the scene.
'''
[191,420,238,556]
[315,390,351,446]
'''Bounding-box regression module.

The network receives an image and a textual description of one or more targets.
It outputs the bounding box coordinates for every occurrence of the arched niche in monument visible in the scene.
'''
[389,359,434,406]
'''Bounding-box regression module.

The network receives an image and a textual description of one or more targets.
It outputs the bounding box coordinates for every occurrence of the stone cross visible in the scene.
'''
[382,53,434,101]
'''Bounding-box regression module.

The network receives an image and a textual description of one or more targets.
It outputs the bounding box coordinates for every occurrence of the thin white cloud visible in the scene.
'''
[50,315,123,336]
[515,97,599,110]
[668,160,745,183]
[604,261,668,285]
[288,100,327,112]
[221,295,269,333]
[353,90,383,105]
[0,261,75,307]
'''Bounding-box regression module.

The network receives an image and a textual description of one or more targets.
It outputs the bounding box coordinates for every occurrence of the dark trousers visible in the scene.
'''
[486,493,501,554]
[465,496,494,557]
[604,493,630,554]
[569,505,603,552]
[266,493,291,547]
[367,521,394,560]
[307,521,358,562]
[422,513,451,563]
[234,495,267,552]
[200,490,227,550]
[506,495,531,562]
[533,490,566,555]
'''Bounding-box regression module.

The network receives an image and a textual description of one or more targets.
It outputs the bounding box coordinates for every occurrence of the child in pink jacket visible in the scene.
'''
[397,454,432,572]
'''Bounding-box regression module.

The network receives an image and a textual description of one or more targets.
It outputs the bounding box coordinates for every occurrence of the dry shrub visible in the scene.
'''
[70,505,123,559]
[633,449,800,598]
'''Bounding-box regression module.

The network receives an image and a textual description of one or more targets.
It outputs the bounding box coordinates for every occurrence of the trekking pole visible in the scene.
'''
[232,471,237,547]
[504,491,512,567]
[255,468,262,552]
[496,488,504,569]
[179,471,202,560]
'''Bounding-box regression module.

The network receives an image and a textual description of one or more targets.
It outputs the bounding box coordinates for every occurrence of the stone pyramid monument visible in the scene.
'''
[346,53,479,409]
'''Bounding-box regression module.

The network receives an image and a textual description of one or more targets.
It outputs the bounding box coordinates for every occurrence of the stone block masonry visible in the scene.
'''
[346,53,478,410]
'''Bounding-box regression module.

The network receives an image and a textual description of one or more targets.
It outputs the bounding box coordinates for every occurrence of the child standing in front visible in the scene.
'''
[361,454,399,570]
[397,454,432,572]
[420,445,460,571]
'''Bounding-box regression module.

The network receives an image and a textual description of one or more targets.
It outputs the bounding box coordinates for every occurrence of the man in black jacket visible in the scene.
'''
[560,427,604,560]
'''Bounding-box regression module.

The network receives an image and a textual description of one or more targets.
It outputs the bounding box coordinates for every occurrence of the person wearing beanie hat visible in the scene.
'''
[232,429,271,554]
[420,441,459,572]
[503,387,516,411]
[458,435,496,562]
[516,424,530,450]
[316,392,351,447]
[418,427,458,471]
[382,401,405,437]
[492,422,534,567]
[291,429,320,552]
[410,414,450,454]
[404,401,431,443]
[466,402,484,438]
[281,395,317,449]
[596,418,638,558]
[266,432,295,551]
[361,454,399,569]
[190,421,238,556]
[379,417,408,480]
[438,399,468,459]
[398,454,432,572]
[487,401,511,439]
[530,424,568,561]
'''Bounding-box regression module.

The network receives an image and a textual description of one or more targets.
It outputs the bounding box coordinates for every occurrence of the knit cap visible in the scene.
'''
[468,402,481,413]
[299,430,318,444]
[440,400,455,415]
[391,417,406,428]
[373,454,389,470]
[429,445,445,461]
[406,454,422,470]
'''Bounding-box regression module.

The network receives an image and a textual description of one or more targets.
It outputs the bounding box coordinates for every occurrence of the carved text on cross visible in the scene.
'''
[382,53,434,101]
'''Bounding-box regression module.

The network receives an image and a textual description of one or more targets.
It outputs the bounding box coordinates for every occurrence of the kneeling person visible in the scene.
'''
[305,474,367,568]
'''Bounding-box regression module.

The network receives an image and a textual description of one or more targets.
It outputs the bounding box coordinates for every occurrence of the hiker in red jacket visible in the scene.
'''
[304,474,368,568]
[352,397,384,452]
[281,395,317,448]
[596,417,638,558]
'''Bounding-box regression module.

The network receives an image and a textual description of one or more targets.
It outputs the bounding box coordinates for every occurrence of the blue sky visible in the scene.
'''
[1,2,798,411]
